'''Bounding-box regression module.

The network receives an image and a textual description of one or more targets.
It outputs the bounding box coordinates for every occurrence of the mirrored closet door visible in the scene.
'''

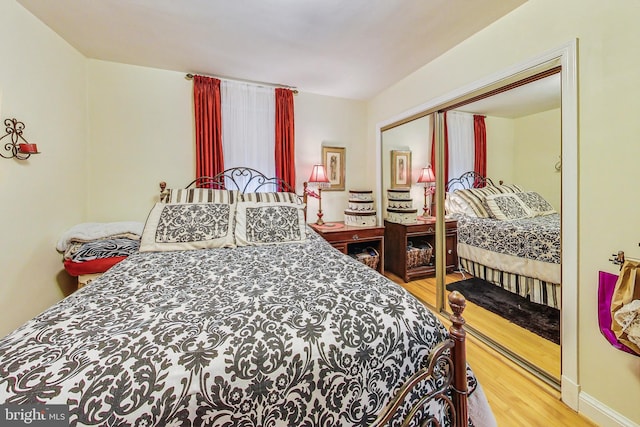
[380,66,563,387]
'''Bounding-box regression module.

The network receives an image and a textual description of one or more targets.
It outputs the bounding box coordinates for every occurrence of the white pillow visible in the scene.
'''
[139,202,236,252]
[235,201,306,246]
[446,192,478,217]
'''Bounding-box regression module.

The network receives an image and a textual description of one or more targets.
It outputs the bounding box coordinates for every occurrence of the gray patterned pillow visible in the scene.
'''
[484,193,533,220]
[235,201,306,246]
[139,202,236,252]
[515,191,556,216]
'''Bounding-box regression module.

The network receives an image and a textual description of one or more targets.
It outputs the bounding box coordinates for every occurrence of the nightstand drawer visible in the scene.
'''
[331,242,348,253]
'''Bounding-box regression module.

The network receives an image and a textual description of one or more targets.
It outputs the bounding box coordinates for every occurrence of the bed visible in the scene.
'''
[446,171,561,309]
[0,167,495,426]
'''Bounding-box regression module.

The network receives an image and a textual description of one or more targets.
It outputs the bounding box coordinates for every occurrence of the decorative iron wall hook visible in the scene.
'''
[0,118,40,160]
[554,155,562,172]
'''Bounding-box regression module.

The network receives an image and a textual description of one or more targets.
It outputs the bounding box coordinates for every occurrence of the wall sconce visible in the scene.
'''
[0,118,40,160]
[304,164,330,225]
[417,165,436,217]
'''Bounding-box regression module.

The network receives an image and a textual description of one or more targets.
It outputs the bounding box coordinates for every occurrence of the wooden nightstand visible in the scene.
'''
[309,222,385,274]
[384,218,458,282]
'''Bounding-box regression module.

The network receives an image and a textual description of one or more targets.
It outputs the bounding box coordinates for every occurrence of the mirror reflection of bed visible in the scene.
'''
[380,72,562,384]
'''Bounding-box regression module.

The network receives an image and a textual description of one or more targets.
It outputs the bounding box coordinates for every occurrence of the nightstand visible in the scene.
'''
[384,218,458,282]
[309,222,385,274]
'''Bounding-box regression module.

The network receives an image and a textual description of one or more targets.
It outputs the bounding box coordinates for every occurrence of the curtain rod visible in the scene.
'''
[185,73,298,94]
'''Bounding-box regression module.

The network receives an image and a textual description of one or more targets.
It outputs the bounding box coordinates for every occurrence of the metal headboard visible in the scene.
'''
[183,167,295,193]
[445,171,496,192]
[159,167,302,214]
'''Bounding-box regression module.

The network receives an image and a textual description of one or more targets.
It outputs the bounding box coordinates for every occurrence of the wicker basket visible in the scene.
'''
[351,247,380,270]
[406,242,433,269]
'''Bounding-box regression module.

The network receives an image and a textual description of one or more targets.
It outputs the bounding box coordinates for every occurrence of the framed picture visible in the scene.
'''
[391,150,411,188]
[322,146,345,191]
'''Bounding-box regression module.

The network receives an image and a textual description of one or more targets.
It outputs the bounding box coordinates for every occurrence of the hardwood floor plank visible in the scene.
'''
[386,272,560,378]
[385,272,595,426]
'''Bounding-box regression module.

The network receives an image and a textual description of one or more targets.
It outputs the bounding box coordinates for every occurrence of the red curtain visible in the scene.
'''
[430,112,449,184]
[473,115,487,179]
[194,75,224,181]
[275,88,296,190]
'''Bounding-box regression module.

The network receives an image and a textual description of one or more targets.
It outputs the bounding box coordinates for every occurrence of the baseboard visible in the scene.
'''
[561,374,579,410]
[579,392,639,427]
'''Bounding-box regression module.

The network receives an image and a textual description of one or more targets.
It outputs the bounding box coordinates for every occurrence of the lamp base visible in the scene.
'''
[315,211,325,226]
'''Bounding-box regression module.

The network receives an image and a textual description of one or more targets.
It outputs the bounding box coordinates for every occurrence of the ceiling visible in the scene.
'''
[17,0,526,100]
[456,73,561,118]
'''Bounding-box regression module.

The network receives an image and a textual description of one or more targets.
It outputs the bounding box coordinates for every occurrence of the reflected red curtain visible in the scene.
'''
[430,112,449,184]
[473,115,487,179]
[275,88,295,190]
[194,75,224,181]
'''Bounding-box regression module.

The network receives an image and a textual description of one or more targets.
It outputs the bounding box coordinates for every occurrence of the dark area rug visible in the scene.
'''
[447,277,560,344]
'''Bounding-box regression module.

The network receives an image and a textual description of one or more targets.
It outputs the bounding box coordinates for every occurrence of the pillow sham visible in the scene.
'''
[163,188,240,204]
[446,192,479,217]
[515,191,556,216]
[240,191,303,204]
[484,193,534,220]
[139,202,236,252]
[234,201,306,246]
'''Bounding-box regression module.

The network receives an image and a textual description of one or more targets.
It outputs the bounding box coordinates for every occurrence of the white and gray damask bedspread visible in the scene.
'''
[456,213,561,284]
[0,230,491,426]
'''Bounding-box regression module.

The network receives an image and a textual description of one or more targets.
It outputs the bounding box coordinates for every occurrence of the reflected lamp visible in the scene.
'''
[417,165,436,217]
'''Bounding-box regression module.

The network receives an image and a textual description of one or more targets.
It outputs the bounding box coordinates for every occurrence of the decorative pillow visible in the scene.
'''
[241,191,303,204]
[139,202,236,252]
[450,187,498,218]
[515,191,556,216]
[449,184,525,218]
[446,192,479,217]
[484,193,534,220]
[163,188,239,204]
[234,201,306,246]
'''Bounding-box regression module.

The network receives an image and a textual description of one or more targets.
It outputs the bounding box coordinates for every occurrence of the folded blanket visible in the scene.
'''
[65,238,140,261]
[63,257,128,276]
[56,222,144,252]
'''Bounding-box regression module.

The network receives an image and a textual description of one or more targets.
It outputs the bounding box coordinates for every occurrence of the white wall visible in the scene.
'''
[485,109,561,211]
[514,108,561,210]
[281,91,367,223]
[86,61,367,225]
[0,1,88,336]
[381,116,432,213]
[485,116,515,183]
[87,60,194,222]
[367,0,640,425]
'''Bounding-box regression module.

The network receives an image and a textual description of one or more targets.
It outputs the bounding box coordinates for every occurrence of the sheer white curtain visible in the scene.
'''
[221,81,275,190]
[446,111,475,180]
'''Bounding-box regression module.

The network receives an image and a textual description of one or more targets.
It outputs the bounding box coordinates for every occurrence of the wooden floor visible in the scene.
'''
[386,272,596,426]
[389,272,561,379]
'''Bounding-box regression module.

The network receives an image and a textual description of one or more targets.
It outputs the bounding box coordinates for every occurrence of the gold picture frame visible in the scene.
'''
[322,146,345,191]
[391,150,412,188]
